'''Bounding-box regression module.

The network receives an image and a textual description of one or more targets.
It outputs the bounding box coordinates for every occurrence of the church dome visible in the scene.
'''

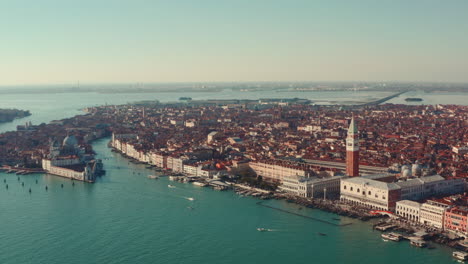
[412,164,422,175]
[63,135,78,147]
[402,169,412,178]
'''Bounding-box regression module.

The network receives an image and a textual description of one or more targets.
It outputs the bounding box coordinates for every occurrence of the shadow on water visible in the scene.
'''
[256,201,352,227]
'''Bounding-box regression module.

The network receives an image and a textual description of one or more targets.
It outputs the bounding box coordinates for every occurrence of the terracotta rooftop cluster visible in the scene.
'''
[97,103,467,178]
[1,103,466,179]
[0,113,112,166]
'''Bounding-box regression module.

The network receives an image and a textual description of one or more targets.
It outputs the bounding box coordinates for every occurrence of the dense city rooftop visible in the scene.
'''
[0,102,466,179]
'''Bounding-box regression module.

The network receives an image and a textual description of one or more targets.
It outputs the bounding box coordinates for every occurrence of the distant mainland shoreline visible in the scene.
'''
[0,82,467,95]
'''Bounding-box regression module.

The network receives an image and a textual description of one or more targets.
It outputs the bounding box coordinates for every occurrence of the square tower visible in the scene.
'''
[346,116,359,176]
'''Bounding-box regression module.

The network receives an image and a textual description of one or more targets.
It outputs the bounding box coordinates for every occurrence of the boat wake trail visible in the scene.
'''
[257,228,279,232]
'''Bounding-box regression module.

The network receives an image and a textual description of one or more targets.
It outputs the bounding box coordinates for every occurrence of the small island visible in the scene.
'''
[0,109,31,123]
[404,97,423,102]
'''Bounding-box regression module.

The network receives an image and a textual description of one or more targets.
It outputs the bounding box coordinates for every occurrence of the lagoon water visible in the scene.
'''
[0,89,465,263]
[0,89,392,133]
[1,88,467,134]
[0,139,455,264]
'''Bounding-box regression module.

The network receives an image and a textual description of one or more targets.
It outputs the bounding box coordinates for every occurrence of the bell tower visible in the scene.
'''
[346,116,359,176]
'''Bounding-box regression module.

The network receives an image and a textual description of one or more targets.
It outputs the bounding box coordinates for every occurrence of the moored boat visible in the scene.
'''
[147,175,159,179]
[375,224,396,231]
[381,232,402,242]
[214,185,227,191]
[453,251,468,261]
[193,181,207,187]
[169,176,180,181]
[410,239,426,248]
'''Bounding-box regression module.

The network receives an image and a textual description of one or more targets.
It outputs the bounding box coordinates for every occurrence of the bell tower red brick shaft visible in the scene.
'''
[346,116,359,176]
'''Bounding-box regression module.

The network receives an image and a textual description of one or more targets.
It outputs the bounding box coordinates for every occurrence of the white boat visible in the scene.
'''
[453,251,468,261]
[381,232,402,242]
[193,182,207,187]
[257,228,267,232]
[148,175,159,179]
[168,184,176,188]
[187,197,195,201]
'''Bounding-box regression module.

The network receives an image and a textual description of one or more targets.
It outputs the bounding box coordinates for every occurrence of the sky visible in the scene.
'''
[0,0,468,85]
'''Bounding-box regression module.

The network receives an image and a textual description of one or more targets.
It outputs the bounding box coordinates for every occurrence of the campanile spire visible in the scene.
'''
[346,115,359,176]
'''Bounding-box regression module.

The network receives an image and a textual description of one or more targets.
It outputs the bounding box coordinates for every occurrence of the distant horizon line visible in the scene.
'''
[2,80,468,88]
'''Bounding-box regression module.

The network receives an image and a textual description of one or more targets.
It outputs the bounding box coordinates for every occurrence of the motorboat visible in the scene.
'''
[381,232,402,242]
[410,239,426,248]
[168,184,175,188]
[187,197,195,201]
[453,251,468,261]
[148,175,159,179]
[257,228,273,232]
[193,181,207,187]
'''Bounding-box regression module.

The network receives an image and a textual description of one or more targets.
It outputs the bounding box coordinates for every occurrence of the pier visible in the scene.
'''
[0,166,44,175]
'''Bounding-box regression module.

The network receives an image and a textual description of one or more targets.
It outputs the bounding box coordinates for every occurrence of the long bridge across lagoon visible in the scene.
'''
[363,91,408,106]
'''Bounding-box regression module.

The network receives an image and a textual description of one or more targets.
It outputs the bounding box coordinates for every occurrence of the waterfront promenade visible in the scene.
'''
[0,138,455,264]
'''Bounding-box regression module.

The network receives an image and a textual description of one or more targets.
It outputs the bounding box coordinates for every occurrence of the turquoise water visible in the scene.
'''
[0,90,465,263]
[0,139,455,264]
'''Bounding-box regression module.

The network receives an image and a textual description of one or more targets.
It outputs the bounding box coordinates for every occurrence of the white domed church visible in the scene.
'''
[42,134,104,182]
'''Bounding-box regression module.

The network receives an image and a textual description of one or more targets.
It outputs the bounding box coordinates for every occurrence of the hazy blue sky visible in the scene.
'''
[1,0,467,85]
